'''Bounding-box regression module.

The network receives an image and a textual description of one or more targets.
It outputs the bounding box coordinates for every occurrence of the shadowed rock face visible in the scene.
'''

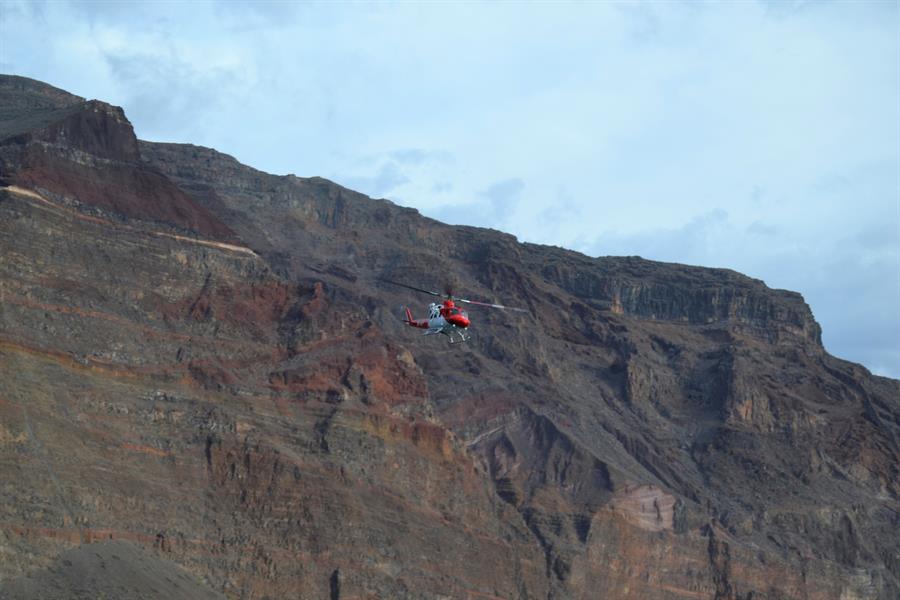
[0,540,226,600]
[1,74,898,599]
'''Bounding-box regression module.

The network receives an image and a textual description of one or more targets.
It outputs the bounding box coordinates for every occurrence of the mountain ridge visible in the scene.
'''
[1,74,897,600]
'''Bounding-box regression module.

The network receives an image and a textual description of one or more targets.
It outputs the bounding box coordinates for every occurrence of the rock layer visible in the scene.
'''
[1,74,898,599]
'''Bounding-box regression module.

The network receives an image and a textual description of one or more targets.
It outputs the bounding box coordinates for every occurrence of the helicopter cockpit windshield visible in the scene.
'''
[428,303,441,319]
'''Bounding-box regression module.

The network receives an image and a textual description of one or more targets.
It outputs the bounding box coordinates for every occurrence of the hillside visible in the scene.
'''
[1,74,898,599]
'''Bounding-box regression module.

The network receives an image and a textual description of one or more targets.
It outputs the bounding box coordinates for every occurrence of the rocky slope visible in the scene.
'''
[1,74,898,599]
[2,540,226,600]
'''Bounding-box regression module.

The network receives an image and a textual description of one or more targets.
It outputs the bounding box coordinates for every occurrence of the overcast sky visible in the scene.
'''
[2,1,898,377]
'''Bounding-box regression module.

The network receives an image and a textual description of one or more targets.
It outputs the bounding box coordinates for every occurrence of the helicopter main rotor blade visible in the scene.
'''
[456,297,529,313]
[381,279,528,312]
[380,279,442,297]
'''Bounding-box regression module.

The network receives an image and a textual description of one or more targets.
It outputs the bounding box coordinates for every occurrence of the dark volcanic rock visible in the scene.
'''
[0,75,238,242]
[1,74,898,599]
[0,75,84,138]
[0,540,225,600]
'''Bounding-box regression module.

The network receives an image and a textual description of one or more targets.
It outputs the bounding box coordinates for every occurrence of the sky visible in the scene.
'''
[1,0,898,378]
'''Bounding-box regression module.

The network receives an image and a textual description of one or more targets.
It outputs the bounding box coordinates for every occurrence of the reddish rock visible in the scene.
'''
[1,75,898,599]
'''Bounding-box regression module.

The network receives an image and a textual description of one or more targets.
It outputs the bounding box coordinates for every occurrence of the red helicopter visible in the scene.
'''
[382,279,527,344]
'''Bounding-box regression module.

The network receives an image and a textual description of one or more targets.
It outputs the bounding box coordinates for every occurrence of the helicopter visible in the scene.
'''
[381,279,528,344]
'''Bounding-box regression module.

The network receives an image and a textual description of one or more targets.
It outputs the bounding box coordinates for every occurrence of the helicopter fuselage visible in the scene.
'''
[384,279,526,345]
[405,301,471,343]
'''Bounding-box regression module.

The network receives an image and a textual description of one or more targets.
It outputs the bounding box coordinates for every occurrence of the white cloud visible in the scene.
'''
[340,162,409,199]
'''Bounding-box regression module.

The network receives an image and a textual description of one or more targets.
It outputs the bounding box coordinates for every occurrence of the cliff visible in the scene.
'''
[1,74,898,599]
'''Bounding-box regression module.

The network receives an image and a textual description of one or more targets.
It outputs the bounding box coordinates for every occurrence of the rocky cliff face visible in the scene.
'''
[1,74,898,600]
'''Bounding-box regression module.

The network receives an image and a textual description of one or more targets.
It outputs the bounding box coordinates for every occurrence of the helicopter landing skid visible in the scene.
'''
[445,326,470,344]
[448,333,469,344]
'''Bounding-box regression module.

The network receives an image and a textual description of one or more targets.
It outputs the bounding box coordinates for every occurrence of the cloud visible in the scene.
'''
[536,186,579,237]
[389,148,453,166]
[746,221,778,236]
[853,222,898,251]
[482,178,524,220]
[101,50,234,139]
[211,0,302,31]
[588,209,730,264]
[424,177,525,229]
[335,148,455,201]
[338,161,410,198]
[795,248,899,379]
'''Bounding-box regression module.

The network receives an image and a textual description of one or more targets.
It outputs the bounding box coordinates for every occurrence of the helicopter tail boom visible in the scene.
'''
[402,306,430,329]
